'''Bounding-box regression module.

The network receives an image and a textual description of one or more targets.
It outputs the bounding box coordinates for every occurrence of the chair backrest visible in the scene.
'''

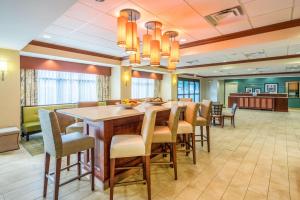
[39,109,63,158]
[231,103,238,115]
[185,102,200,127]
[179,98,192,102]
[212,104,223,115]
[78,101,98,108]
[168,105,181,142]
[141,108,157,156]
[200,100,212,120]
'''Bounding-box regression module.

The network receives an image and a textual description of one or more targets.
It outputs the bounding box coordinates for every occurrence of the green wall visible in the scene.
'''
[225,77,300,108]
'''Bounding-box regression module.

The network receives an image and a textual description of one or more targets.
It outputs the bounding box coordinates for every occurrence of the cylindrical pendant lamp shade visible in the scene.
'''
[150,40,160,66]
[125,21,137,54]
[129,38,141,66]
[161,34,170,57]
[154,27,162,46]
[117,15,128,48]
[142,34,152,60]
[170,40,179,63]
[168,59,176,70]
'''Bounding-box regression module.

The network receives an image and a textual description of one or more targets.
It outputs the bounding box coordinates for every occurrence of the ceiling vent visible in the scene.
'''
[244,50,266,59]
[186,59,199,65]
[205,6,244,26]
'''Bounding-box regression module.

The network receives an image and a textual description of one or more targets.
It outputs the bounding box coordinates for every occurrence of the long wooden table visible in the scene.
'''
[57,102,186,190]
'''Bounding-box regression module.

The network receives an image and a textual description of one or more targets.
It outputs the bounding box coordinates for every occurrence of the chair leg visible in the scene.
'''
[67,155,70,171]
[77,152,81,180]
[233,116,235,128]
[185,134,190,156]
[172,143,177,180]
[200,126,204,147]
[54,158,62,200]
[26,133,29,141]
[145,156,151,200]
[206,126,210,152]
[91,148,95,191]
[110,158,115,200]
[191,133,196,165]
[143,157,147,180]
[169,144,174,168]
[43,153,50,198]
[222,116,224,128]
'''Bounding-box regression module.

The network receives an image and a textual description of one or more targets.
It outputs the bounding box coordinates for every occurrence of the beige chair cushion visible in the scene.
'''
[66,122,84,134]
[110,135,145,159]
[196,116,208,126]
[223,112,233,117]
[61,132,94,157]
[152,126,172,143]
[177,121,193,134]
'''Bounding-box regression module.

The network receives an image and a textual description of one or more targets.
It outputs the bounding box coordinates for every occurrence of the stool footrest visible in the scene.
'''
[115,180,146,187]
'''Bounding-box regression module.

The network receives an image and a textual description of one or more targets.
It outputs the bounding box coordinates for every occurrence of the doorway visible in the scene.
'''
[225,82,238,107]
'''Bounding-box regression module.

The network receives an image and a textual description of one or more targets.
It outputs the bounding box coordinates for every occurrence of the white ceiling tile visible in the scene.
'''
[243,0,293,17]
[250,8,292,28]
[264,46,287,57]
[79,0,127,13]
[64,2,100,22]
[43,25,73,36]
[76,24,116,42]
[216,18,252,34]
[295,0,300,6]
[53,15,86,30]
[293,6,300,19]
[185,0,240,16]
[288,44,300,54]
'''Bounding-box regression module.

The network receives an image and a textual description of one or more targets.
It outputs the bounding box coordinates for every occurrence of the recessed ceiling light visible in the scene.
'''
[180,38,187,42]
[42,34,52,39]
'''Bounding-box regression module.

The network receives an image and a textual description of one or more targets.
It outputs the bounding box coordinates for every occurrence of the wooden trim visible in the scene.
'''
[180,19,300,49]
[203,71,300,78]
[20,56,111,76]
[132,70,163,80]
[178,54,300,69]
[29,40,122,61]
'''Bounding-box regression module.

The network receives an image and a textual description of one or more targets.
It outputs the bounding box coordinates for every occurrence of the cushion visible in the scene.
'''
[23,121,41,133]
[66,122,84,134]
[152,126,172,143]
[110,135,145,159]
[62,132,94,157]
[223,112,233,117]
[196,116,208,126]
[177,121,193,134]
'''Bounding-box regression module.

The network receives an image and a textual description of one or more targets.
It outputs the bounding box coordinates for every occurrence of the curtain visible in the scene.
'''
[131,77,155,99]
[20,69,38,106]
[154,79,161,97]
[96,75,110,101]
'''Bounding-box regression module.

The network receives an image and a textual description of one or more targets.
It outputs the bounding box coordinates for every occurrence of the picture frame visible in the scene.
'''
[245,87,253,93]
[254,88,261,94]
[264,83,278,93]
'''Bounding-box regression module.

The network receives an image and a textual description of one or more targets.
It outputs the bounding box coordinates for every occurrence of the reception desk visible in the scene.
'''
[228,93,288,112]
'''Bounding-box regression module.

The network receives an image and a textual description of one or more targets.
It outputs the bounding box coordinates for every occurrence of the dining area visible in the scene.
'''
[39,100,214,200]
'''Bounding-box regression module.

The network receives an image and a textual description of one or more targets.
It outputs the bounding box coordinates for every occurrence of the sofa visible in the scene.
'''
[22,102,106,141]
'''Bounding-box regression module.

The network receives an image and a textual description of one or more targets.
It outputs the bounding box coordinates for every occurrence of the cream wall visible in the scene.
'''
[0,49,20,128]
[201,79,225,104]
[110,66,132,100]
[161,73,177,101]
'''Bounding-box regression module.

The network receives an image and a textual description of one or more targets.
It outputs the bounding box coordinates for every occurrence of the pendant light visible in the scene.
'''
[170,40,179,63]
[142,29,152,60]
[122,9,140,54]
[161,34,170,58]
[129,37,141,66]
[146,21,162,66]
[168,59,176,71]
[117,11,128,48]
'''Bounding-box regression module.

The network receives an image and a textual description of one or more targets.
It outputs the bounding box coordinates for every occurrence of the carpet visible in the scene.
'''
[20,133,44,156]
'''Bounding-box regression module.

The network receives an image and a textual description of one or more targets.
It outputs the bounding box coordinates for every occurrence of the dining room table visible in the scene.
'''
[57,101,188,190]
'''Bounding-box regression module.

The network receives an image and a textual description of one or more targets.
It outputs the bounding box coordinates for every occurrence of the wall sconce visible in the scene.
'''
[124,70,129,86]
[0,60,7,81]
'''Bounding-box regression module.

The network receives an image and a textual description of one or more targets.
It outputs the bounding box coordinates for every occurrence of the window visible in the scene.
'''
[131,77,155,99]
[177,78,200,102]
[37,70,98,105]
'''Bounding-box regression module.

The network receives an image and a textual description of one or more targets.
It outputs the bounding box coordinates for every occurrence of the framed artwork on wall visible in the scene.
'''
[265,83,278,93]
[254,88,261,94]
[245,87,253,93]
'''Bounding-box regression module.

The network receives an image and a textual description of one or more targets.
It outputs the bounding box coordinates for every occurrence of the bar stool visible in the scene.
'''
[39,109,95,200]
[177,102,200,164]
[109,109,157,200]
[196,100,212,152]
[151,105,181,180]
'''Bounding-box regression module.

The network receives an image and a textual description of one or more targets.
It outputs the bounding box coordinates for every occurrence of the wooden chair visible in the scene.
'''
[211,104,223,126]
[109,109,157,200]
[177,102,200,164]
[151,105,181,180]
[222,103,238,128]
[196,100,212,152]
[39,109,95,200]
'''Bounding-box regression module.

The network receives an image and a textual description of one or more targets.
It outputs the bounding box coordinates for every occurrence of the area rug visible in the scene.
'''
[20,133,44,156]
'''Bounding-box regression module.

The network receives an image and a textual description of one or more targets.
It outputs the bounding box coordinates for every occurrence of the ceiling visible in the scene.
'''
[36,0,300,57]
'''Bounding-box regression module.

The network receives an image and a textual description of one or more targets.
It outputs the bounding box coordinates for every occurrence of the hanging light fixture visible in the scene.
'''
[170,40,180,64]
[145,21,162,66]
[142,30,152,60]
[129,37,141,66]
[167,58,176,71]
[117,11,128,48]
[161,33,170,58]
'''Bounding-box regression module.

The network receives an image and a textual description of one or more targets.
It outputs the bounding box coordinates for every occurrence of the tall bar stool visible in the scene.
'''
[109,109,157,200]
[196,100,212,152]
[177,102,200,164]
[151,105,181,180]
[39,109,95,200]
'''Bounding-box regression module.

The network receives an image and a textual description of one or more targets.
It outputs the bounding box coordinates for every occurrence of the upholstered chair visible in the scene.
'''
[177,102,200,164]
[222,103,238,128]
[196,100,212,152]
[39,109,95,200]
[109,109,157,200]
[151,105,181,180]
[178,98,192,102]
